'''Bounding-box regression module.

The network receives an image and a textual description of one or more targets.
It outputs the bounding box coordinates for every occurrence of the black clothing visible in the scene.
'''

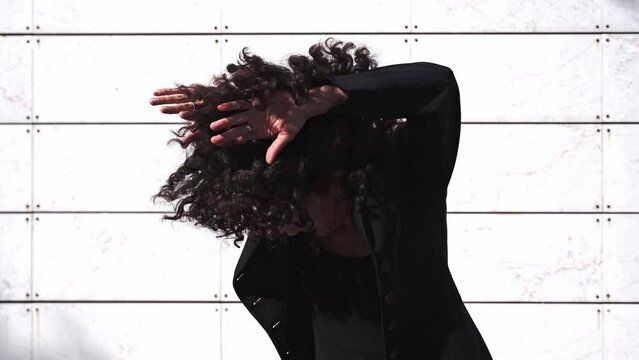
[300,245,386,360]
[232,61,494,360]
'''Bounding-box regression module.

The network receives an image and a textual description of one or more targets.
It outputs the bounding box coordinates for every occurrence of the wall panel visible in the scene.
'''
[0,215,31,301]
[448,124,602,212]
[33,124,186,212]
[0,304,31,360]
[448,214,602,302]
[0,125,31,211]
[33,36,221,123]
[603,305,639,360]
[0,0,31,33]
[603,0,639,31]
[32,303,221,360]
[413,0,601,32]
[32,0,221,33]
[221,303,280,360]
[412,35,602,123]
[221,0,410,33]
[603,35,639,123]
[603,125,639,212]
[32,213,220,301]
[603,215,639,302]
[0,36,31,123]
[467,303,602,360]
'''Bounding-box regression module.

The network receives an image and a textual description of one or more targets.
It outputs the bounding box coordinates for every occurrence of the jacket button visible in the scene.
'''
[384,292,395,305]
[387,319,398,332]
[380,260,392,272]
[390,348,398,359]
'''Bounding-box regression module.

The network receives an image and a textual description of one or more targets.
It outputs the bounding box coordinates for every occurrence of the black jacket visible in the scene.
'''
[232,62,493,360]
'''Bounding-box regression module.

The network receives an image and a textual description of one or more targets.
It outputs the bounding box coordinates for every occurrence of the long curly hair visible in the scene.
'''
[151,37,399,249]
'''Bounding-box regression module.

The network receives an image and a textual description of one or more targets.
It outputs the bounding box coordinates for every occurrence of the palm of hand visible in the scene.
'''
[212,91,310,164]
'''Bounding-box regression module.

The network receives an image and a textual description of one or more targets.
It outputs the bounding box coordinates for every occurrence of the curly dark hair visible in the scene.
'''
[151,37,400,249]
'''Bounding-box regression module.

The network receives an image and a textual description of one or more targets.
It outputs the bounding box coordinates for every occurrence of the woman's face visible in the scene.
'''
[280,174,352,237]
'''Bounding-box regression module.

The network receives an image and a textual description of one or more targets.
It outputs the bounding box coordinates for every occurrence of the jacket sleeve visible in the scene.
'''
[325,61,462,187]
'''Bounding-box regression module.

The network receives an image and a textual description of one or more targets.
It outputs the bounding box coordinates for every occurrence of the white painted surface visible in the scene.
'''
[467,303,603,360]
[33,0,221,33]
[221,303,280,360]
[33,124,187,211]
[448,214,602,302]
[603,125,639,212]
[448,124,602,212]
[221,0,410,33]
[0,125,31,211]
[33,36,221,123]
[603,215,639,302]
[0,215,31,301]
[603,35,639,123]
[604,0,639,31]
[32,303,221,360]
[220,35,411,70]
[413,0,601,32]
[32,213,221,300]
[0,36,31,123]
[412,34,602,123]
[604,305,639,360]
[0,0,31,33]
[0,304,31,360]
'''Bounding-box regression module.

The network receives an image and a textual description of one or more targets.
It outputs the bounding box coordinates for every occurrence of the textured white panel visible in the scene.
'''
[33,0,221,33]
[220,235,247,302]
[448,214,602,302]
[603,125,639,212]
[604,305,639,360]
[0,215,31,300]
[33,124,187,211]
[33,303,221,360]
[0,125,31,211]
[412,35,601,123]
[467,303,602,360]
[0,36,31,123]
[604,0,639,31]
[221,35,411,70]
[33,36,221,123]
[413,0,601,32]
[221,0,409,33]
[603,35,639,123]
[32,213,220,300]
[448,124,602,212]
[603,215,639,302]
[0,304,31,360]
[0,0,31,33]
[221,304,280,360]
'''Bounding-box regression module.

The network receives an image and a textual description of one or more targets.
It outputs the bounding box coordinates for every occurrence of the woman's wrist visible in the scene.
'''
[302,85,348,118]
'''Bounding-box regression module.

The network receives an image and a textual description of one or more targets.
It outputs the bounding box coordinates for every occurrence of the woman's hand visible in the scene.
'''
[212,90,314,165]
[213,86,348,164]
[150,85,348,164]
[149,87,205,146]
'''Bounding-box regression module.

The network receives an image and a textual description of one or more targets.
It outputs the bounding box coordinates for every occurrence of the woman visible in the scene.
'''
[150,38,493,360]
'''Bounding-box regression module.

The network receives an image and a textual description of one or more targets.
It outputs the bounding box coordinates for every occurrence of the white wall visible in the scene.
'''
[1,0,638,359]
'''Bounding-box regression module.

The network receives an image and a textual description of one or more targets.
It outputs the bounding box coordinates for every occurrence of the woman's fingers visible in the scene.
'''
[217,99,253,112]
[159,99,205,114]
[265,134,292,165]
[178,110,197,120]
[210,125,253,146]
[180,129,200,148]
[210,112,248,131]
[153,87,187,96]
[149,93,188,106]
